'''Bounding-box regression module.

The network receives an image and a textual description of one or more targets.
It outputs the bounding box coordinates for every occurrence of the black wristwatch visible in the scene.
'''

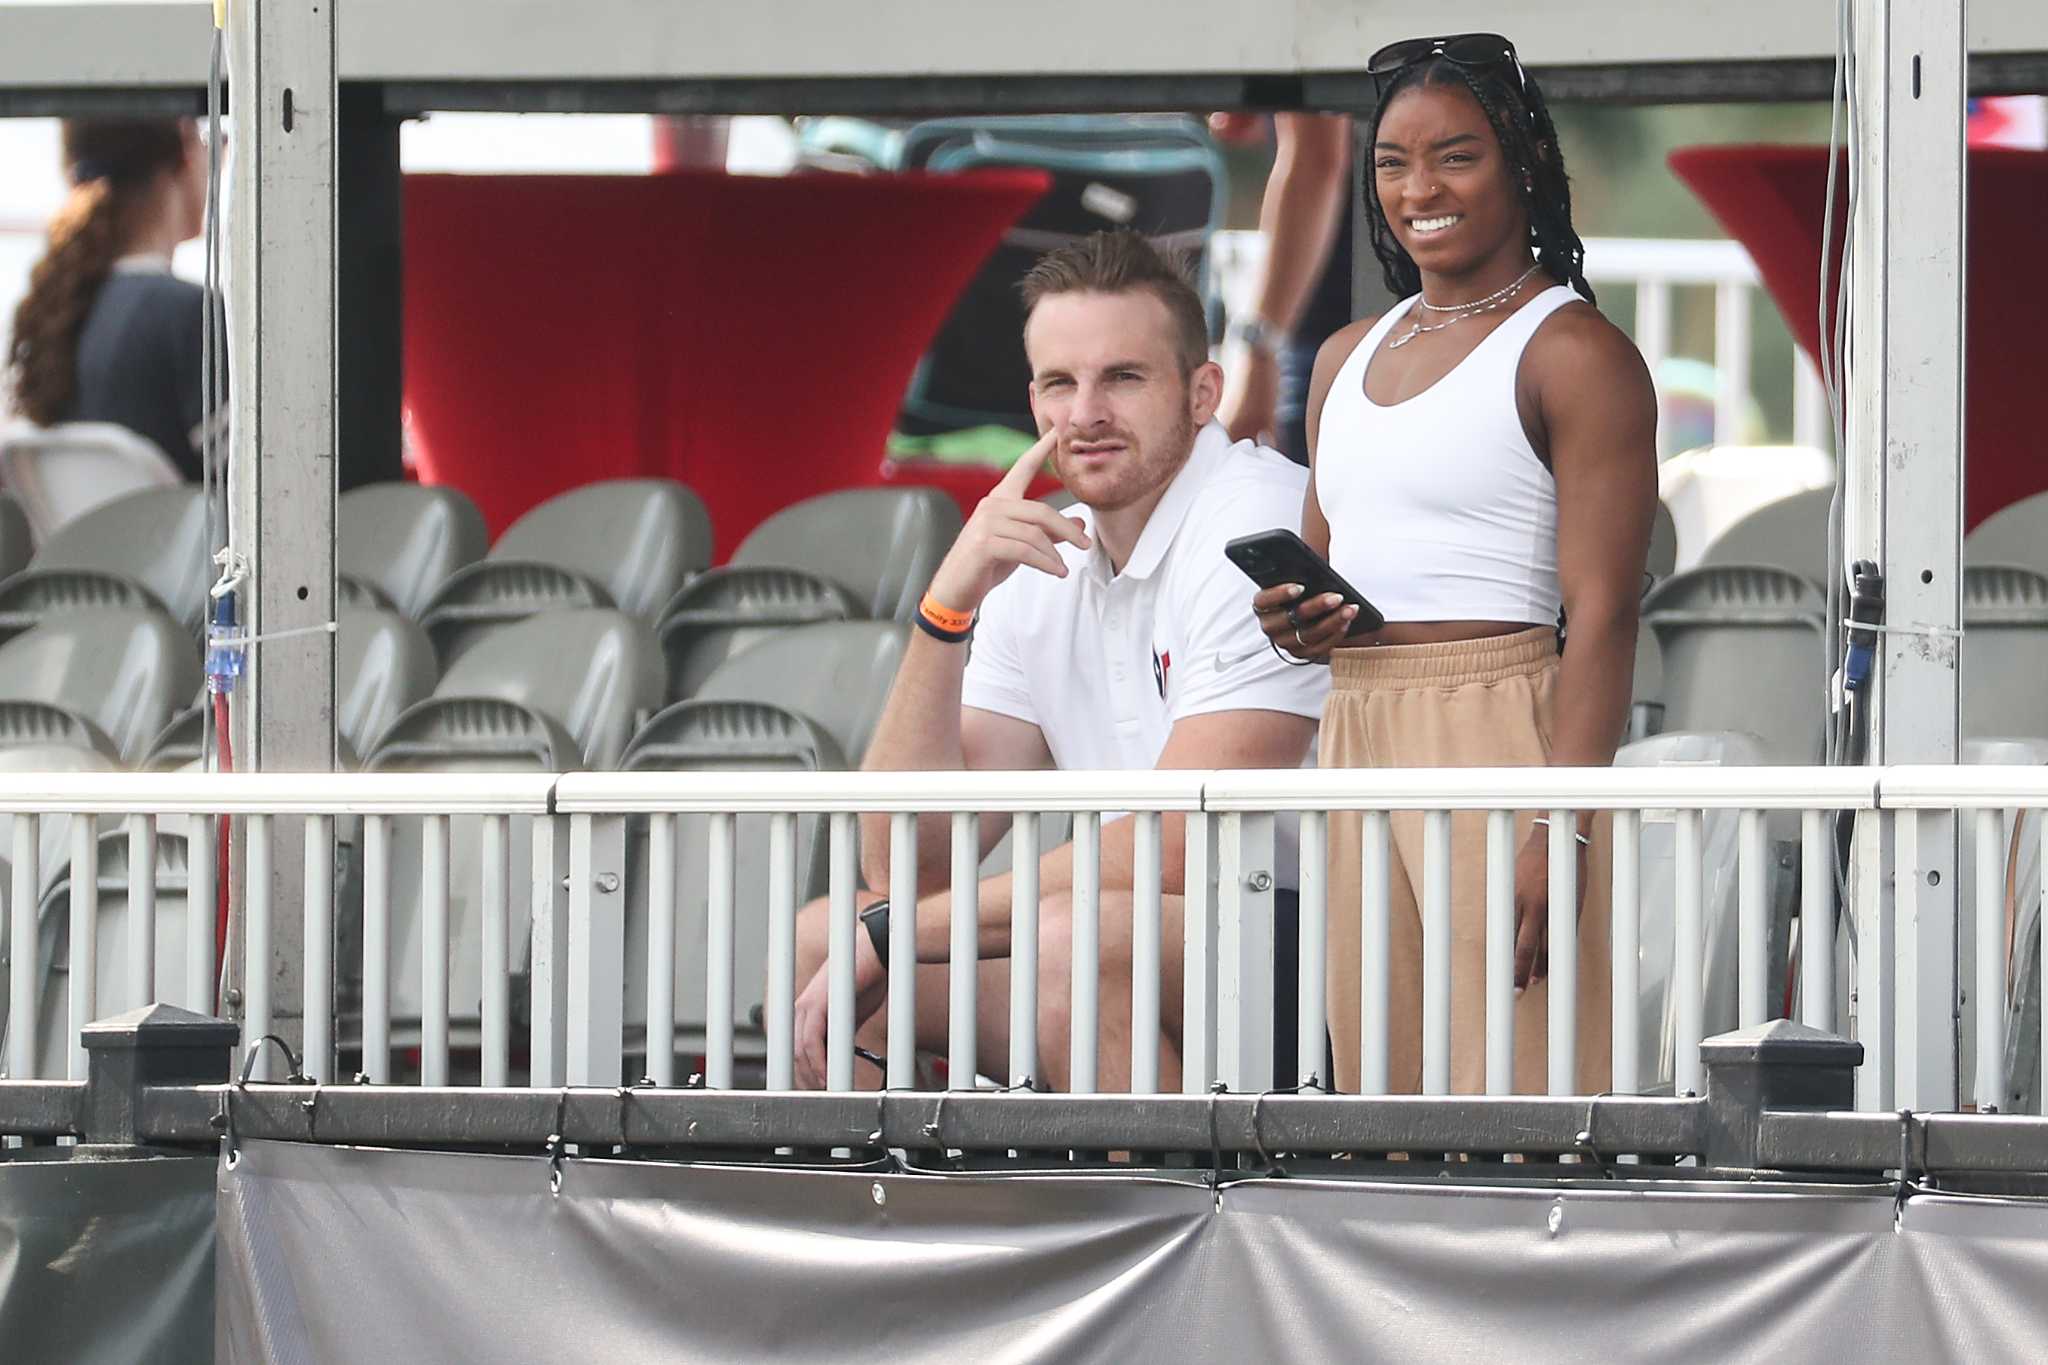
[860,898,891,970]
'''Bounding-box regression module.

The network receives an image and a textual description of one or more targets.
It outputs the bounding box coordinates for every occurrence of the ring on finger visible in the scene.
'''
[1293,626,1308,647]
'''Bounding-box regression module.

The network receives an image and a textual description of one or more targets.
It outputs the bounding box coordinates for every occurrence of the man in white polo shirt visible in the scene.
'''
[792,230,1329,1092]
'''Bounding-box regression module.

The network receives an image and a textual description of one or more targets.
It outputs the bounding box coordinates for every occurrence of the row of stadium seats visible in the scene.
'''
[1637,485,2048,760]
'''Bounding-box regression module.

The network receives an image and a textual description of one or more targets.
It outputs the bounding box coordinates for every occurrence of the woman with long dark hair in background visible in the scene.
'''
[6,117,215,479]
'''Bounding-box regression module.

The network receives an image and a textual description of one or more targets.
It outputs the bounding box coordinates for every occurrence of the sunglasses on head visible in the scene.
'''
[1367,32,1526,97]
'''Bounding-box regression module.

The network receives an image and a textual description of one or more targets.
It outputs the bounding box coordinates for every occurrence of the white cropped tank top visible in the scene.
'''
[1316,285,1579,624]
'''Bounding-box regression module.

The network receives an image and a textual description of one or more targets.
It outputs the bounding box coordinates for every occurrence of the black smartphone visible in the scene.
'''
[1224,529,1386,637]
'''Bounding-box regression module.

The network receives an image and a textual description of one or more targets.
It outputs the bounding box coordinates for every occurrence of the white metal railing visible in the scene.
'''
[4,767,2046,1120]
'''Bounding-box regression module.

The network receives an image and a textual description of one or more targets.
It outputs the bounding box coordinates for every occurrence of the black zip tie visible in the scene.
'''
[237,1034,310,1087]
[1575,1092,1616,1177]
[1894,1109,1919,1227]
[1207,1080,1228,1203]
[1249,1080,1324,1176]
[546,1087,570,1195]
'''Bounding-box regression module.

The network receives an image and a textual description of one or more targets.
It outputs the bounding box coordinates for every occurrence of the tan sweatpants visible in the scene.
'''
[1321,627,1613,1095]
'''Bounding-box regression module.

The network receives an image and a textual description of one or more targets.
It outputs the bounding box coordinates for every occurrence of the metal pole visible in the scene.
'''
[227,0,340,1065]
[1848,0,1965,1112]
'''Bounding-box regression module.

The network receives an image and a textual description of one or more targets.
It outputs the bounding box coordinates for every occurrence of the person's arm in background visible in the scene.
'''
[1511,308,1660,986]
[1216,113,1352,445]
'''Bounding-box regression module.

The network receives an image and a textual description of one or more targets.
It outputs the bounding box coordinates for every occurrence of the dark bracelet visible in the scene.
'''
[914,613,972,644]
[860,898,891,969]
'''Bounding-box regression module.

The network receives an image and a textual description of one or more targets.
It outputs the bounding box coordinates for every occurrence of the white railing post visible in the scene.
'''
[1713,281,1752,447]
[1737,809,1768,1027]
[645,812,677,1088]
[948,810,978,1090]
[8,816,38,1077]
[1484,810,1514,1095]
[1547,807,1578,1096]
[1181,810,1216,1093]
[1130,810,1162,1094]
[241,813,267,1081]
[1610,810,1641,1095]
[764,811,798,1092]
[826,811,858,1092]
[1358,809,1392,1096]
[1421,809,1452,1095]
[567,812,626,1087]
[1071,811,1102,1094]
[1673,809,1704,1096]
[1853,809,1895,1111]
[1008,810,1041,1089]
[420,814,450,1087]
[1217,810,1275,1093]
[885,811,918,1091]
[1296,810,1327,1091]
[361,814,391,1084]
[302,813,332,1082]
[478,812,511,1088]
[126,813,157,1010]
[187,815,216,1016]
[528,814,571,1088]
[1799,809,1832,1031]
[1974,808,2005,1112]
[705,810,737,1089]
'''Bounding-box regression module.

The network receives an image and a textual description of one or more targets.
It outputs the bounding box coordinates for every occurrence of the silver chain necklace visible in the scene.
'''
[1388,263,1542,350]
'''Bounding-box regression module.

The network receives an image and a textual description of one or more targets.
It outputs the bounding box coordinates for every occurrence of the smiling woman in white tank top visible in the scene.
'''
[1246,35,1659,1097]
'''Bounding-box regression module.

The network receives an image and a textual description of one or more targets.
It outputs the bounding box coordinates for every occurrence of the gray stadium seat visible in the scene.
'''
[620,700,847,1063]
[655,487,958,698]
[1961,565,2048,741]
[27,827,201,1080]
[339,482,489,620]
[0,608,200,765]
[692,620,909,766]
[1615,730,1788,1093]
[140,604,424,771]
[0,702,121,910]
[732,487,962,622]
[0,494,29,581]
[360,610,662,1060]
[1647,500,1678,583]
[1966,490,2048,575]
[0,486,210,641]
[419,480,711,662]
[1697,485,1835,591]
[1641,565,1827,762]
[619,621,907,1067]
[657,567,862,700]
[0,420,182,542]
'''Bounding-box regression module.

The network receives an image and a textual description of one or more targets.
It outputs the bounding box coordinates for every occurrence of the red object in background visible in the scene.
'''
[403,169,1050,558]
[1669,145,2048,530]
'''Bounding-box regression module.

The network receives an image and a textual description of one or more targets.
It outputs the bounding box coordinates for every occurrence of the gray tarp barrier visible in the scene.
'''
[0,1151,215,1363]
[218,1140,2048,1362]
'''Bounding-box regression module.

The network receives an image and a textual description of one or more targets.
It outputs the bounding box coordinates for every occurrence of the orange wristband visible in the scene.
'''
[919,592,975,635]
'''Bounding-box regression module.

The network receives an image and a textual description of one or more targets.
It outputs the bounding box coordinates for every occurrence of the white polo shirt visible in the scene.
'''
[962,421,1329,885]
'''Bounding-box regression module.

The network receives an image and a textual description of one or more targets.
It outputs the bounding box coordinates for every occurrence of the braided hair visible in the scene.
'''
[1363,57,1594,306]
[7,119,188,426]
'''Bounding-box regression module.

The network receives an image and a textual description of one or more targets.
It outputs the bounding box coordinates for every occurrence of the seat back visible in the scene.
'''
[1642,565,1827,762]
[1614,730,1785,1091]
[1961,565,2048,741]
[429,608,663,771]
[619,700,847,1061]
[0,420,182,543]
[338,605,438,757]
[0,493,29,581]
[0,703,122,913]
[693,620,909,766]
[491,479,712,620]
[1697,485,1835,590]
[732,487,963,622]
[0,608,199,764]
[1966,489,2048,575]
[20,485,210,631]
[417,560,612,665]
[339,482,488,619]
[657,566,862,700]
[26,828,202,1080]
